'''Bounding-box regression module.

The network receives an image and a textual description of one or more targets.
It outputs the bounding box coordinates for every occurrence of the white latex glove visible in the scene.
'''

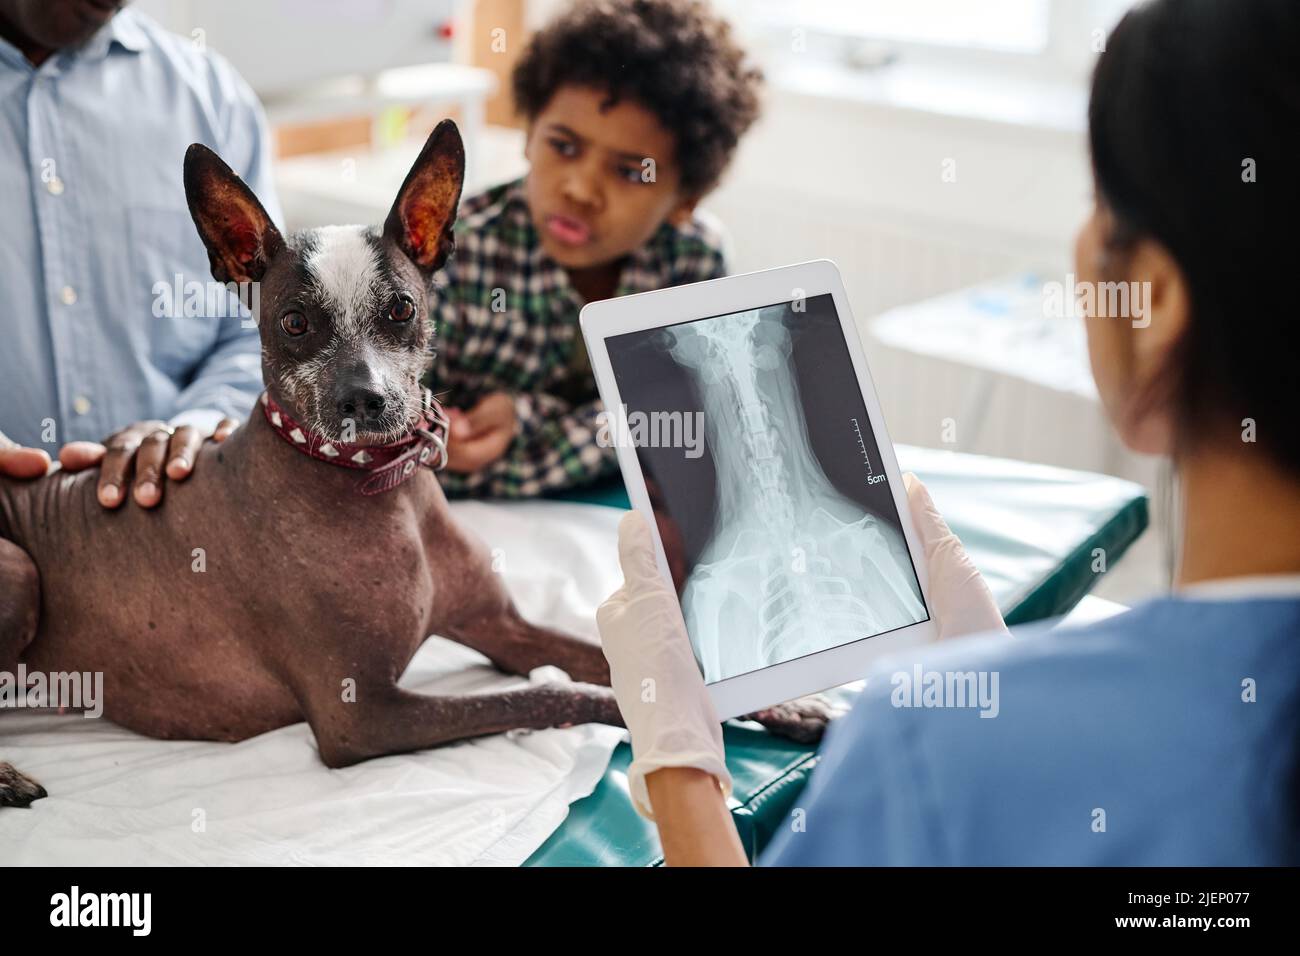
[596,510,732,820]
[903,472,1008,641]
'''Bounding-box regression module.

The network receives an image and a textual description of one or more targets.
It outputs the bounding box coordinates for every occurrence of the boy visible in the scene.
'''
[430,0,762,498]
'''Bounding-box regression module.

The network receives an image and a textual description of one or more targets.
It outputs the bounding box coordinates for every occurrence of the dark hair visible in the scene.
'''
[1088,0,1300,476]
[511,0,763,197]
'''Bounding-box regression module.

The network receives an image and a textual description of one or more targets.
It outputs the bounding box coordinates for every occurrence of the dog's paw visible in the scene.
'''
[571,682,626,729]
[743,694,839,745]
[0,761,47,808]
[534,682,625,731]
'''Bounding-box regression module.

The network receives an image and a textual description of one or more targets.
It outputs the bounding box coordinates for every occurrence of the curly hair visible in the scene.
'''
[511,0,763,197]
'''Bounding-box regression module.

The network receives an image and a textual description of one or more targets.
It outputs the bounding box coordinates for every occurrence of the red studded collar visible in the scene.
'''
[260,389,449,496]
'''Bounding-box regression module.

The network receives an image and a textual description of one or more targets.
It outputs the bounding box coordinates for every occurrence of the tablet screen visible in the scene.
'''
[604,294,929,684]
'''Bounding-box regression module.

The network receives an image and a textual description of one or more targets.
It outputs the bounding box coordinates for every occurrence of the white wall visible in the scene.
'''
[131,0,463,97]
[705,64,1093,322]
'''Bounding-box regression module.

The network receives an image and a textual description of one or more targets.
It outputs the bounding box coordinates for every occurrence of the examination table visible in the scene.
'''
[526,444,1150,865]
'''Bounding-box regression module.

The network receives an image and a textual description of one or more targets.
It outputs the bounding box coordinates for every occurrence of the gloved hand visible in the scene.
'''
[903,472,1008,641]
[596,510,732,820]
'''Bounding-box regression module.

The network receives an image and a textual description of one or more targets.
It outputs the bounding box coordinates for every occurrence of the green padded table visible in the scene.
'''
[526,444,1149,866]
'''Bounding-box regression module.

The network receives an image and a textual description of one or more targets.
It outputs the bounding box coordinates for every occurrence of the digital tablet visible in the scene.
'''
[581,259,937,719]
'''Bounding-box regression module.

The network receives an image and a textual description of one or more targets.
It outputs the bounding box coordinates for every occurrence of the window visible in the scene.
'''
[739,0,1143,76]
[768,0,1051,56]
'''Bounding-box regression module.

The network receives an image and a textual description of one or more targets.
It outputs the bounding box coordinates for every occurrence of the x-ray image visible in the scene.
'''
[606,295,928,684]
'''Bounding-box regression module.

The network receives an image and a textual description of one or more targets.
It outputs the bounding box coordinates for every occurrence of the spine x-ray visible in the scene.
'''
[607,296,927,684]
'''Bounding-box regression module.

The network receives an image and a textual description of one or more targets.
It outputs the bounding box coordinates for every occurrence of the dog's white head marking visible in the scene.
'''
[304,225,381,337]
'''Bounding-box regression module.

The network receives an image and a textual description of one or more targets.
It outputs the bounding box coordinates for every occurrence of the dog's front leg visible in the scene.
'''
[741,696,838,744]
[298,680,624,769]
[448,609,835,744]
[446,606,611,686]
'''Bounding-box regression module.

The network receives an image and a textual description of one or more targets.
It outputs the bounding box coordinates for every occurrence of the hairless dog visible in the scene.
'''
[0,120,830,808]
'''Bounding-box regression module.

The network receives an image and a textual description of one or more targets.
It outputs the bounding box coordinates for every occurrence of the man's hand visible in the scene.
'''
[0,430,51,479]
[60,417,239,509]
[445,392,518,473]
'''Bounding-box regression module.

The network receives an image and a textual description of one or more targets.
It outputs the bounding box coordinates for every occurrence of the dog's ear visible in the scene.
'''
[184,143,284,285]
[383,119,465,272]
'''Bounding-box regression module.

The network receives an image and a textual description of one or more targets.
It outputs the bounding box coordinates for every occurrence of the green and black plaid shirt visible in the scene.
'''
[429,177,728,498]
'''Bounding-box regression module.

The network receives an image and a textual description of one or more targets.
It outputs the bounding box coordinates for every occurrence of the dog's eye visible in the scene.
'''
[389,295,416,323]
[281,311,309,336]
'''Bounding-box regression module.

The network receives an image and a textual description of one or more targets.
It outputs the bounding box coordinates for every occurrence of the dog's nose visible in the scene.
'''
[337,388,386,423]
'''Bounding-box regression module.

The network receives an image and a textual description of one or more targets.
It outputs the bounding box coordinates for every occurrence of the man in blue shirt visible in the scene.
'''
[0,0,280,507]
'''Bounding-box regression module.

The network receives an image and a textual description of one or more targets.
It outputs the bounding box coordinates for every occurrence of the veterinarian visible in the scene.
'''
[0,0,279,507]
[596,0,1300,866]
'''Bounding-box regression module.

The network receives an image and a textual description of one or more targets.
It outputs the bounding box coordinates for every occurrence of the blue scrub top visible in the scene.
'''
[760,591,1300,865]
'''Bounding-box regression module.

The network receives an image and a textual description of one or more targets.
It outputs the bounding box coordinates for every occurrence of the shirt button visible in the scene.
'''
[46,177,65,195]
[60,285,77,305]
[73,395,92,415]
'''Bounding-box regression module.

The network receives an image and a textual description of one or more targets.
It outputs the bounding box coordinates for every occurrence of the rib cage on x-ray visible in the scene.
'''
[663,306,925,683]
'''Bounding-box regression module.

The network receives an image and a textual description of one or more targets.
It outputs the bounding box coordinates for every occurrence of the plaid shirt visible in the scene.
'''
[429,177,728,498]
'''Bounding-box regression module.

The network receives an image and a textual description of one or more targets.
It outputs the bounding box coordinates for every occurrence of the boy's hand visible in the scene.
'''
[445,392,518,473]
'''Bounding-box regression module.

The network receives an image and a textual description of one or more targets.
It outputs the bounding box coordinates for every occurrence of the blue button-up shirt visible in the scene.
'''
[0,8,281,448]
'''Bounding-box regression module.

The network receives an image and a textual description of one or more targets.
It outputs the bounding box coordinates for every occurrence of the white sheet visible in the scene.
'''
[0,500,628,866]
